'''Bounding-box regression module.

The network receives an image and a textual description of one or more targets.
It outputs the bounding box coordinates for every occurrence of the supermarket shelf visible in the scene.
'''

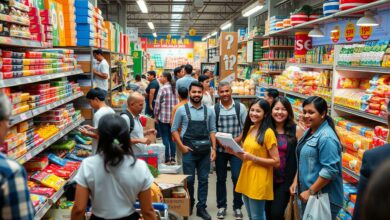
[249,36,269,41]
[0,13,30,26]
[278,88,309,99]
[0,36,47,48]
[266,0,390,36]
[286,63,333,69]
[238,63,249,65]
[336,65,390,74]
[259,83,270,88]
[35,170,79,220]
[111,83,123,91]
[261,46,295,49]
[238,40,248,44]
[207,45,219,50]
[334,104,388,124]
[0,69,84,88]
[17,118,85,165]
[262,70,283,74]
[260,58,287,61]
[9,93,84,126]
[342,167,360,181]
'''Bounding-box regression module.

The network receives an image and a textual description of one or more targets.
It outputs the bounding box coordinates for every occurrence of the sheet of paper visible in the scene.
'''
[216,132,244,153]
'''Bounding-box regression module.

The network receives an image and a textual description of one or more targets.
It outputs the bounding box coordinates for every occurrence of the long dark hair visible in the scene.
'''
[97,114,135,171]
[271,96,296,138]
[242,98,273,145]
[302,96,339,140]
[163,71,176,95]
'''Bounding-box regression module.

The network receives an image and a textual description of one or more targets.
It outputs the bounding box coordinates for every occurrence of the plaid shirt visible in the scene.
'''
[0,154,35,220]
[154,83,178,124]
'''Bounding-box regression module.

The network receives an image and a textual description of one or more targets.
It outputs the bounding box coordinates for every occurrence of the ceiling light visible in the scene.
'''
[220,21,232,30]
[153,32,157,38]
[136,0,148,13]
[242,1,264,17]
[147,22,155,30]
[308,25,324,37]
[202,35,210,41]
[331,28,339,33]
[357,11,379,27]
[211,31,217,36]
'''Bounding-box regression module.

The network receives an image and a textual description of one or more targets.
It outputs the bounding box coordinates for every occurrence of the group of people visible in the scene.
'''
[1,63,390,220]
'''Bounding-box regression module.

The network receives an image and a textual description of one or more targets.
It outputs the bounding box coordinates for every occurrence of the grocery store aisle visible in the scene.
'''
[189,169,248,220]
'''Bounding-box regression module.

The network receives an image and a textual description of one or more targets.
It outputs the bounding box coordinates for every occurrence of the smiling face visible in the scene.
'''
[218,85,232,103]
[303,103,325,130]
[201,79,210,90]
[189,86,203,104]
[249,103,265,124]
[272,101,288,124]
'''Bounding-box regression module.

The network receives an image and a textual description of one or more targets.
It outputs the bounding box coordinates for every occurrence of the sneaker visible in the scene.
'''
[170,158,176,165]
[196,208,211,220]
[217,208,226,219]
[234,209,243,220]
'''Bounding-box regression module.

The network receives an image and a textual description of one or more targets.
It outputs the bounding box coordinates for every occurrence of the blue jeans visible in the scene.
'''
[242,195,266,220]
[158,122,176,161]
[216,151,243,209]
[182,151,211,209]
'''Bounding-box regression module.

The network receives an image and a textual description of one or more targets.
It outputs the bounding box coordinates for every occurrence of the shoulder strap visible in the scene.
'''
[214,102,220,127]
[203,105,208,122]
[120,110,135,133]
[234,101,242,129]
[184,103,191,120]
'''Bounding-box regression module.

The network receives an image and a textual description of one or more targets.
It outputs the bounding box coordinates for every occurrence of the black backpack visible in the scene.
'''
[214,100,241,129]
[120,110,135,133]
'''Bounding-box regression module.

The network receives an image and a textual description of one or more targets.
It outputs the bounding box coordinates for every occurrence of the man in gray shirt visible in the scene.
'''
[93,49,110,94]
[172,81,217,220]
[175,64,197,91]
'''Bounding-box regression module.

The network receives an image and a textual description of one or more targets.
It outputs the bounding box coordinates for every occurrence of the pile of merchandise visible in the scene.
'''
[231,79,256,95]
[338,41,389,67]
[337,182,358,220]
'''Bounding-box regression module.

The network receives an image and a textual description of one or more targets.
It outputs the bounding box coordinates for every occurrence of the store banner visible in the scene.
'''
[220,32,238,80]
[146,38,194,49]
[313,8,390,46]
[126,27,138,42]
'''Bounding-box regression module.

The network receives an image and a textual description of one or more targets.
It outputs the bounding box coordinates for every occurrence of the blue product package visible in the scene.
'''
[75,8,93,17]
[77,39,96,47]
[337,209,352,220]
[76,24,95,32]
[48,153,67,167]
[343,183,357,201]
[75,0,94,9]
[66,153,84,162]
[77,30,94,39]
[323,0,339,16]
[76,16,93,24]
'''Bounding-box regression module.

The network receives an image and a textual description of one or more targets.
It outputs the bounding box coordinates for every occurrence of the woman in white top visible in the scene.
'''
[198,74,214,108]
[71,114,157,220]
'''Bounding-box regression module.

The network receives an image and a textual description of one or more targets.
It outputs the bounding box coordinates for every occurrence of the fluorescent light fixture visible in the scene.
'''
[242,1,264,17]
[211,31,217,36]
[136,0,148,13]
[153,32,157,38]
[308,25,324,37]
[147,22,155,30]
[202,35,210,41]
[331,28,339,33]
[220,21,232,30]
[357,11,379,27]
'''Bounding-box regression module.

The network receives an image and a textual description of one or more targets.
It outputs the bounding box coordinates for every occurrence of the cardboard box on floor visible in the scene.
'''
[155,174,190,217]
[143,115,156,143]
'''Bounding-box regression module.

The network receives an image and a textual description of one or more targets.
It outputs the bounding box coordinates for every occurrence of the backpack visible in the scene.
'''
[214,100,241,129]
[120,110,135,133]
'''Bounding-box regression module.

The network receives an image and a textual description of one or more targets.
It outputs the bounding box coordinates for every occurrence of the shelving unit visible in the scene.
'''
[334,105,388,125]
[286,63,333,69]
[343,167,360,181]
[336,65,390,74]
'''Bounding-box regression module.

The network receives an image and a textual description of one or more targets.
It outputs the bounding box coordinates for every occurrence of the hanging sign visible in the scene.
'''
[359,26,373,40]
[331,25,341,43]
[344,22,356,42]
[295,32,312,58]
[220,32,238,80]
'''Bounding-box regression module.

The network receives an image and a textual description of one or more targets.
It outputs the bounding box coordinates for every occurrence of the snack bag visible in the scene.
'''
[31,171,66,191]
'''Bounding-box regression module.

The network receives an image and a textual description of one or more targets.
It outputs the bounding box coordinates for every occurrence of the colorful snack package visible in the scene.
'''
[30,187,56,197]
[31,171,66,191]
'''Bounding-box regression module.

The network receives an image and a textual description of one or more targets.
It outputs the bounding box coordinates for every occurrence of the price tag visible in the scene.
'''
[25,152,32,161]
[344,22,355,42]
[359,26,372,40]
[20,113,28,120]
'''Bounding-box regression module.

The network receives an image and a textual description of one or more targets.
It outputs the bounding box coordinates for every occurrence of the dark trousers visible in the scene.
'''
[90,212,140,220]
[216,151,243,210]
[265,183,290,220]
[182,151,211,209]
[158,122,176,161]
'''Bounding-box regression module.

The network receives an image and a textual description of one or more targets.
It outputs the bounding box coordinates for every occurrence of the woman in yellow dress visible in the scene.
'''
[226,98,280,220]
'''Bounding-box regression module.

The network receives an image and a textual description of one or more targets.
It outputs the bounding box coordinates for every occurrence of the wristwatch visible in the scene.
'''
[309,188,316,195]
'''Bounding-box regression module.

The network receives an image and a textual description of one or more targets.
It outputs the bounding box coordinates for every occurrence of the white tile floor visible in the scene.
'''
[188,170,248,220]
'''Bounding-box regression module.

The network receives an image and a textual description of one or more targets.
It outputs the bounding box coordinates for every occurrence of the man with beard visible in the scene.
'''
[171,81,217,220]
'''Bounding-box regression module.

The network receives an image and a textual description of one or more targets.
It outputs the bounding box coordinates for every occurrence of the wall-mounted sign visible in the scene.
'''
[344,22,356,42]
[146,38,194,49]
[126,27,139,42]
[220,32,238,80]
[331,25,341,43]
[359,26,373,40]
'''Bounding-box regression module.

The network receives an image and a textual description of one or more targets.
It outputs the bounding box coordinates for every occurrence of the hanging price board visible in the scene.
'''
[331,25,340,43]
[359,26,373,40]
[344,22,356,42]
[220,32,238,80]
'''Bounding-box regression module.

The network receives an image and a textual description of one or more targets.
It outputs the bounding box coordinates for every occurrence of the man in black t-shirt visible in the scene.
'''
[145,70,160,117]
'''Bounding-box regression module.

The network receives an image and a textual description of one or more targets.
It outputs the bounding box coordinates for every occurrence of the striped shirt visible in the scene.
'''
[154,83,178,124]
[0,154,35,220]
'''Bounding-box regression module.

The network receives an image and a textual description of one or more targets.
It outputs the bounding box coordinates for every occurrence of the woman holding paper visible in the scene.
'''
[226,98,280,220]
[265,97,304,220]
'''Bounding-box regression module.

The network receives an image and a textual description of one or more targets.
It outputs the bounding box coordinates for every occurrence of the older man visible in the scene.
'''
[0,93,35,219]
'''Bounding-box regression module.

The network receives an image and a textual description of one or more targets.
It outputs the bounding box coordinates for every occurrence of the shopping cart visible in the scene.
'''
[134,202,183,220]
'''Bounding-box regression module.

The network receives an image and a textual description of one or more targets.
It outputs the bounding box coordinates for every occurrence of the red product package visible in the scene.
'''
[43,166,73,179]
[30,187,56,197]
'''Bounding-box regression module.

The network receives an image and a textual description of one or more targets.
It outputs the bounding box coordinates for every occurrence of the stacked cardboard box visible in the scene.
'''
[63,0,77,46]
[75,0,95,46]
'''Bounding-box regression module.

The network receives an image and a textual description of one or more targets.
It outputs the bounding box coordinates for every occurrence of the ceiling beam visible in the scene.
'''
[127,18,227,21]
[108,0,246,6]
[126,11,235,15]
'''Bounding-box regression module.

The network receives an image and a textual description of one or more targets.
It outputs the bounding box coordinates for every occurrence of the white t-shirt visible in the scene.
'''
[74,155,154,219]
[94,59,110,91]
[202,91,214,108]
[121,113,145,155]
[92,106,115,154]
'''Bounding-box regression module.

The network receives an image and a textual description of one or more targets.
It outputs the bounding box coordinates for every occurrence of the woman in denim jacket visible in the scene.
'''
[291,96,343,219]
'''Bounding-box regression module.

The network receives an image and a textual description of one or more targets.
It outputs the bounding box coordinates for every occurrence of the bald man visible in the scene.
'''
[121,92,156,154]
